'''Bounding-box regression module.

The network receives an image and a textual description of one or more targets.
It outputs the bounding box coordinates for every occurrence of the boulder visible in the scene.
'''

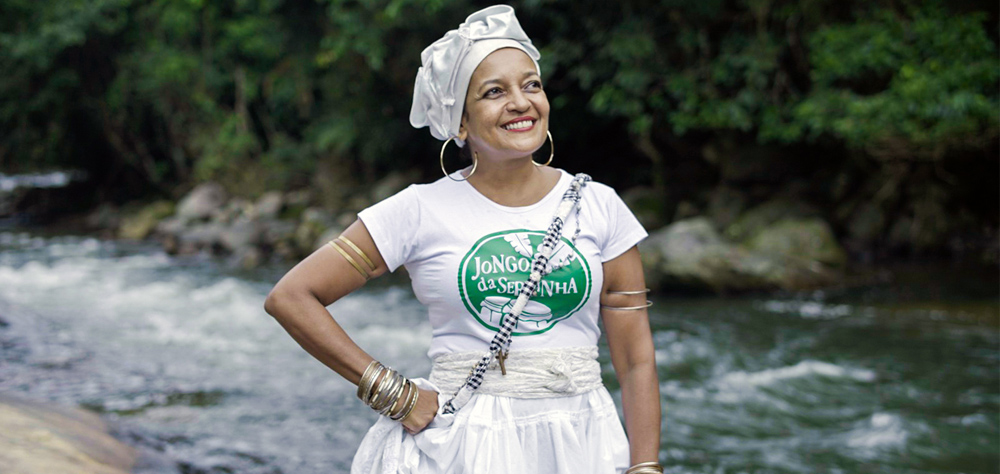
[260,218,298,244]
[212,198,251,225]
[675,200,702,221]
[642,218,769,291]
[177,222,226,255]
[314,226,346,252]
[154,216,185,237]
[228,245,264,270]
[219,218,263,253]
[724,199,821,242]
[176,182,226,222]
[642,217,841,292]
[294,208,335,256]
[336,211,359,228]
[280,189,313,221]
[84,203,121,231]
[254,191,284,220]
[743,218,847,267]
[371,171,418,204]
[0,395,135,474]
[118,201,175,240]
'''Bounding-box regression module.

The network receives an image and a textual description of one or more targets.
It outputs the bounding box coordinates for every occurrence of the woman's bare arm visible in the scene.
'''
[263,219,437,433]
[601,246,662,465]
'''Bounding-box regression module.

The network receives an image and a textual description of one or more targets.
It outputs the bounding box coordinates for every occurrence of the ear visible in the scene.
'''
[458,116,469,142]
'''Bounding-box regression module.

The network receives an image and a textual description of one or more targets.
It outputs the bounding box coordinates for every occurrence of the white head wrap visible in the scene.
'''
[409,5,541,146]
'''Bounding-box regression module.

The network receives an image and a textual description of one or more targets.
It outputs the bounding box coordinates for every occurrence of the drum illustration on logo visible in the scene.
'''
[458,229,591,335]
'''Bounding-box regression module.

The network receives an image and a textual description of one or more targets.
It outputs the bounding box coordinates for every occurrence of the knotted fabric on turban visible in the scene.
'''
[410,5,541,146]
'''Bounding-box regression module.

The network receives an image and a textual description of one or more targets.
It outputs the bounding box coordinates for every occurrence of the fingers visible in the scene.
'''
[400,389,439,435]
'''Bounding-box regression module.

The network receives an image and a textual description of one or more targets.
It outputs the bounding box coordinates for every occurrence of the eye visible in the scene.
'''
[484,87,503,98]
[525,80,542,90]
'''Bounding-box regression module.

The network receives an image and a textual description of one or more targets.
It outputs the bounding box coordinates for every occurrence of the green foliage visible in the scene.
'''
[0,0,995,249]
[794,6,998,157]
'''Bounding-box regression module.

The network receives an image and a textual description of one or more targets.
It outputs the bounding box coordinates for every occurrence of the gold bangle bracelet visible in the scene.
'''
[337,236,376,271]
[625,461,663,474]
[361,364,387,403]
[391,379,418,421]
[378,374,407,416]
[398,380,420,421]
[600,300,653,311]
[387,379,410,420]
[328,240,369,280]
[372,369,401,411]
[357,360,380,400]
[360,364,385,403]
[369,368,396,406]
[626,469,663,474]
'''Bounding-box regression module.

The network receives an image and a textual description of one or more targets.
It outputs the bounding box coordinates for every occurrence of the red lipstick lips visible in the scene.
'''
[501,116,536,132]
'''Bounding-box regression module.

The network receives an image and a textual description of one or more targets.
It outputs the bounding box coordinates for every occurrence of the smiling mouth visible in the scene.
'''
[502,119,535,131]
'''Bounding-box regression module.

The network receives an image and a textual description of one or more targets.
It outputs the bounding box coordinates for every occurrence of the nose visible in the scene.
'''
[506,89,530,112]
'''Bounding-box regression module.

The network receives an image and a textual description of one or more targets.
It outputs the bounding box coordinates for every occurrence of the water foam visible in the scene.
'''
[844,412,909,457]
[760,300,853,319]
[719,360,877,388]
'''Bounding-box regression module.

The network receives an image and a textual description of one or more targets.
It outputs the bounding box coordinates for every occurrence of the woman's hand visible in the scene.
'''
[401,387,439,435]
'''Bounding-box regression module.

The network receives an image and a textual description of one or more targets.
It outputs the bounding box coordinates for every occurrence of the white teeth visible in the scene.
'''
[503,120,533,130]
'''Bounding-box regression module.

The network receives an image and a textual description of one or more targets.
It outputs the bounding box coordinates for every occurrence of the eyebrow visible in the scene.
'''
[477,71,540,91]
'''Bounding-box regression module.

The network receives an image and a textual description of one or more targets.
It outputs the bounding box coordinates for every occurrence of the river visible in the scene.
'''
[0,230,996,473]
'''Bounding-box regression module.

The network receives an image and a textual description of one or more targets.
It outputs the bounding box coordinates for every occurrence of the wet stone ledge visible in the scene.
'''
[0,394,135,474]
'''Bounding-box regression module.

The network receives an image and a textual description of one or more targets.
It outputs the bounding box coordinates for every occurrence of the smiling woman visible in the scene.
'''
[264,5,662,474]
[459,49,551,162]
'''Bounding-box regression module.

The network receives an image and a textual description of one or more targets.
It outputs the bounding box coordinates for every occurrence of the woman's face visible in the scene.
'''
[459,48,549,161]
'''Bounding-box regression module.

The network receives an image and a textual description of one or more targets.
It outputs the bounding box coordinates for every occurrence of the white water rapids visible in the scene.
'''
[0,231,996,473]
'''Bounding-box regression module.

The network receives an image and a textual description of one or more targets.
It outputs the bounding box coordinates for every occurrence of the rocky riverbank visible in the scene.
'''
[73,177,859,292]
[81,171,417,271]
[5,169,994,293]
[0,394,135,474]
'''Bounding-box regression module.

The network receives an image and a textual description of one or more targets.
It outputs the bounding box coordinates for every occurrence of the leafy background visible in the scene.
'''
[1,0,997,259]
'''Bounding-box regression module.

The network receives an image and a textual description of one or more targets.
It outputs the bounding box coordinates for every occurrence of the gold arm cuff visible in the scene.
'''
[328,240,369,280]
[337,235,376,271]
[600,300,653,311]
[607,288,650,295]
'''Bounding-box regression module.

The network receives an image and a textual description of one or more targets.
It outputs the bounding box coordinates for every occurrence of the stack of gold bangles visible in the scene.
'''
[357,360,419,421]
[626,461,664,474]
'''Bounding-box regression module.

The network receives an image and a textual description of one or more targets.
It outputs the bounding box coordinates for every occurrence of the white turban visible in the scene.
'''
[409,5,541,146]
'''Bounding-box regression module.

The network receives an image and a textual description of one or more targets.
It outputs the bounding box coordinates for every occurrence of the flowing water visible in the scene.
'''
[0,231,996,474]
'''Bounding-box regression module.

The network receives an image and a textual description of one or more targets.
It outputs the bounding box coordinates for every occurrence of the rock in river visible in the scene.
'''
[641,217,842,292]
[0,394,135,474]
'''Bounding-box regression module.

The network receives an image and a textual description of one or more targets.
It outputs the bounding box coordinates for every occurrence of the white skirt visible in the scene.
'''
[351,347,630,474]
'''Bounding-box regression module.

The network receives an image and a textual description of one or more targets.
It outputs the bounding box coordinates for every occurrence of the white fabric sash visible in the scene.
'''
[430,346,603,399]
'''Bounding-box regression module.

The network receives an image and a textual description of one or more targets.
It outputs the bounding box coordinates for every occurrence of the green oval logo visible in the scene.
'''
[457,229,592,335]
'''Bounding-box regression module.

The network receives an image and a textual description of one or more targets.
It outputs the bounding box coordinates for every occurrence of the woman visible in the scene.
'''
[264,5,662,474]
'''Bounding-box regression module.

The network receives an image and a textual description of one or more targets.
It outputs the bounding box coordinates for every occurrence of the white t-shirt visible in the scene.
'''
[358,169,647,359]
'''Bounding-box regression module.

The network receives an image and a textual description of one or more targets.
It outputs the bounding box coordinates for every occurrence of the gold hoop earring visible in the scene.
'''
[533,130,554,167]
[440,137,477,182]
